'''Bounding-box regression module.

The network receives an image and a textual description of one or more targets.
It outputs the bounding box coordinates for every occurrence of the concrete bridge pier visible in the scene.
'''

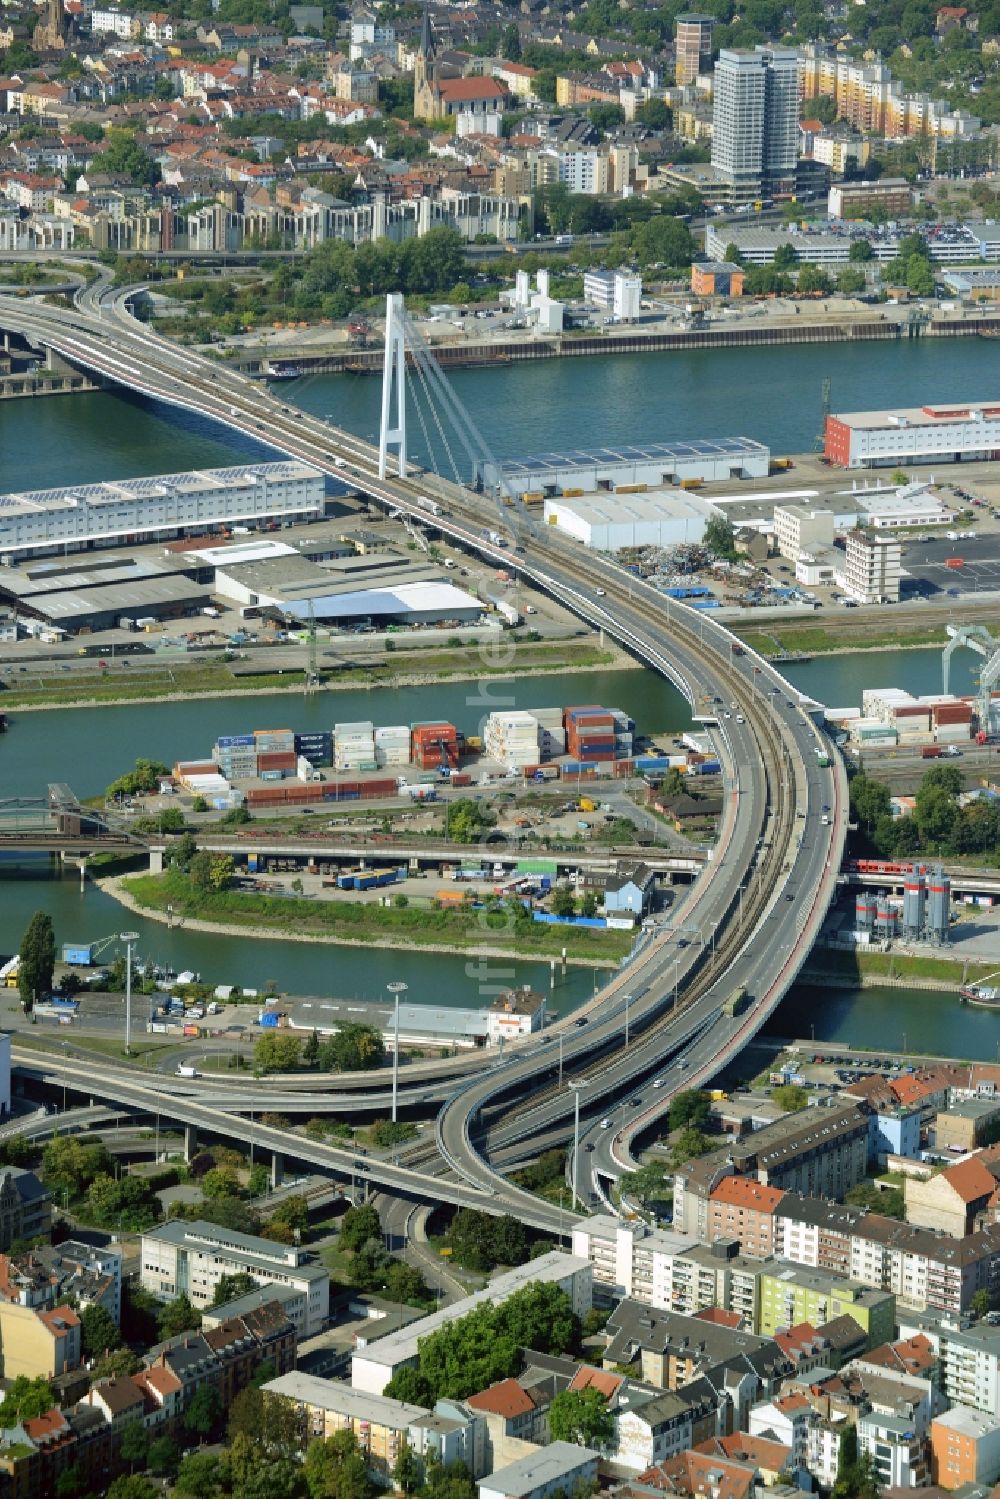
[184,1125,198,1160]
[271,1152,284,1189]
[77,857,88,890]
[149,846,165,874]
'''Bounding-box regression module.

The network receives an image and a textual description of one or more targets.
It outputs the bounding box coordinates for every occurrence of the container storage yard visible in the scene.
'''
[163,705,722,810]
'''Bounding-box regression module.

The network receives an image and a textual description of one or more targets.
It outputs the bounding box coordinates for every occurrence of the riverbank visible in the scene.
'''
[736,611,997,659]
[101,872,631,966]
[1,641,628,713]
[804,947,998,993]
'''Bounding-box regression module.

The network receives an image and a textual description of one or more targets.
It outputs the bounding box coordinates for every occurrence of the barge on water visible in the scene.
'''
[960,981,1000,1008]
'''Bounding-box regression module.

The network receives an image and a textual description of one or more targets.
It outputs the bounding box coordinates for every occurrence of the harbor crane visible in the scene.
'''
[942,624,1000,739]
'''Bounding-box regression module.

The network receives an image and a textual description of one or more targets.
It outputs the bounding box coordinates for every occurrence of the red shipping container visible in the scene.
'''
[258,751,298,770]
[450,773,472,786]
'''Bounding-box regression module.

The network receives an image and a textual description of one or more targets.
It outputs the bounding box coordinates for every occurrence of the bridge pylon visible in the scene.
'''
[378,293,407,479]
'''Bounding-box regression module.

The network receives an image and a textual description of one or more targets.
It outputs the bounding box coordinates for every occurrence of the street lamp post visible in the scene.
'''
[387,982,408,1123]
[624,992,631,1049]
[119,932,139,1055]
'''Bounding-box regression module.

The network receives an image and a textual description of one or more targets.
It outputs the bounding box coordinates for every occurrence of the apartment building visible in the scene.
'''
[0,1302,80,1381]
[844,531,902,606]
[673,1105,870,1237]
[571,1217,698,1305]
[604,1302,794,1402]
[931,1407,1000,1488]
[265,1372,483,1477]
[141,1220,329,1336]
[675,13,714,85]
[894,1320,1000,1417]
[0,1241,122,1321]
[0,1168,51,1251]
[758,1265,895,1347]
[707,1179,786,1257]
[711,46,799,202]
[859,1410,929,1487]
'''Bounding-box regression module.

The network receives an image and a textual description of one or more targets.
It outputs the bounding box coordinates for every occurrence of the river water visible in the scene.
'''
[1,335,995,1050]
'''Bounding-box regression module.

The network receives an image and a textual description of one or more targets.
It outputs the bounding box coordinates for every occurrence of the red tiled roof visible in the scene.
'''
[941,1155,999,1204]
[568,1367,622,1399]
[433,76,507,102]
[709,1177,785,1213]
[693,1307,742,1329]
[466,1378,535,1419]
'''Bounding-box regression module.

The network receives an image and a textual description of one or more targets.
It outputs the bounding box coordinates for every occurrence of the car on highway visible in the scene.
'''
[595,588,606,596]
[600,1117,613,1128]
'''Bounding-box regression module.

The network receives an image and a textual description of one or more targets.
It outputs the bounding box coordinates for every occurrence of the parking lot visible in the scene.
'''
[902,532,1000,599]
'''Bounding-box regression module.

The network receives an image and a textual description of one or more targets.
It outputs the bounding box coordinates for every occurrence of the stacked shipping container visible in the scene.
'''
[334,721,377,771]
[374,725,410,768]
[412,722,459,770]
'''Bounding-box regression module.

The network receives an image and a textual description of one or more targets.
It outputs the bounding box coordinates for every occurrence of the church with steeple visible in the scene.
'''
[413,7,507,131]
[33,0,71,51]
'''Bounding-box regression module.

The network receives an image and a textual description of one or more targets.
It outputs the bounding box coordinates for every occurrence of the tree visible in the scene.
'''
[184,1382,223,1443]
[120,1420,149,1472]
[384,1366,434,1406]
[668,1090,711,1131]
[93,1347,143,1380]
[19,911,56,1008]
[106,1480,158,1499]
[254,1031,303,1074]
[669,1127,711,1166]
[158,1293,200,1339]
[302,1027,321,1066]
[175,1452,224,1499]
[548,1387,614,1448]
[635,97,672,129]
[0,1376,55,1423]
[621,1160,670,1204]
[80,1302,123,1360]
[773,1083,809,1112]
[106,758,170,799]
[837,266,867,296]
[228,1387,302,1455]
[849,238,873,262]
[703,514,738,562]
[971,1288,991,1320]
[305,1429,376,1499]
[202,1165,243,1200]
[42,1135,113,1200]
[394,1439,423,1496]
[55,1465,86,1499]
[319,1022,384,1073]
[849,773,892,835]
[189,851,235,892]
[551,885,577,917]
[148,1435,180,1478]
[631,215,696,268]
[501,22,521,59]
[773,242,798,271]
[798,265,832,295]
[340,1201,382,1251]
[92,129,160,187]
[211,1270,257,1307]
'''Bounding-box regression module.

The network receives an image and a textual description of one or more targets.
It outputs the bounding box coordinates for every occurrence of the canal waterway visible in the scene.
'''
[1,335,996,1049]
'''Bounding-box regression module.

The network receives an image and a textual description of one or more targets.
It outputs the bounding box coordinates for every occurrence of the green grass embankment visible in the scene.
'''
[0,640,619,711]
[803,947,997,989]
[736,623,954,657]
[120,869,632,964]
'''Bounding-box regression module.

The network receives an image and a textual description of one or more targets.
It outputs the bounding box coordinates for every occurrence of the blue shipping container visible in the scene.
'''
[217,735,255,749]
[258,1011,280,1028]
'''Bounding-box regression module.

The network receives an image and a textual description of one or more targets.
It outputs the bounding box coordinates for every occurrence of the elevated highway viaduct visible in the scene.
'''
[0,292,845,1220]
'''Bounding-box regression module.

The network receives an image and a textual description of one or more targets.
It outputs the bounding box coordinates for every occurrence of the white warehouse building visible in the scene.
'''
[544,492,719,549]
[479,439,770,502]
[0,463,327,558]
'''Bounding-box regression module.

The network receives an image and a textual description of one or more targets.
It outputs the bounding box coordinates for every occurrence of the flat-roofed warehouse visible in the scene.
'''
[0,463,327,558]
[824,402,1000,468]
[477,439,771,501]
[0,553,215,632]
[213,551,484,624]
[543,491,719,549]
